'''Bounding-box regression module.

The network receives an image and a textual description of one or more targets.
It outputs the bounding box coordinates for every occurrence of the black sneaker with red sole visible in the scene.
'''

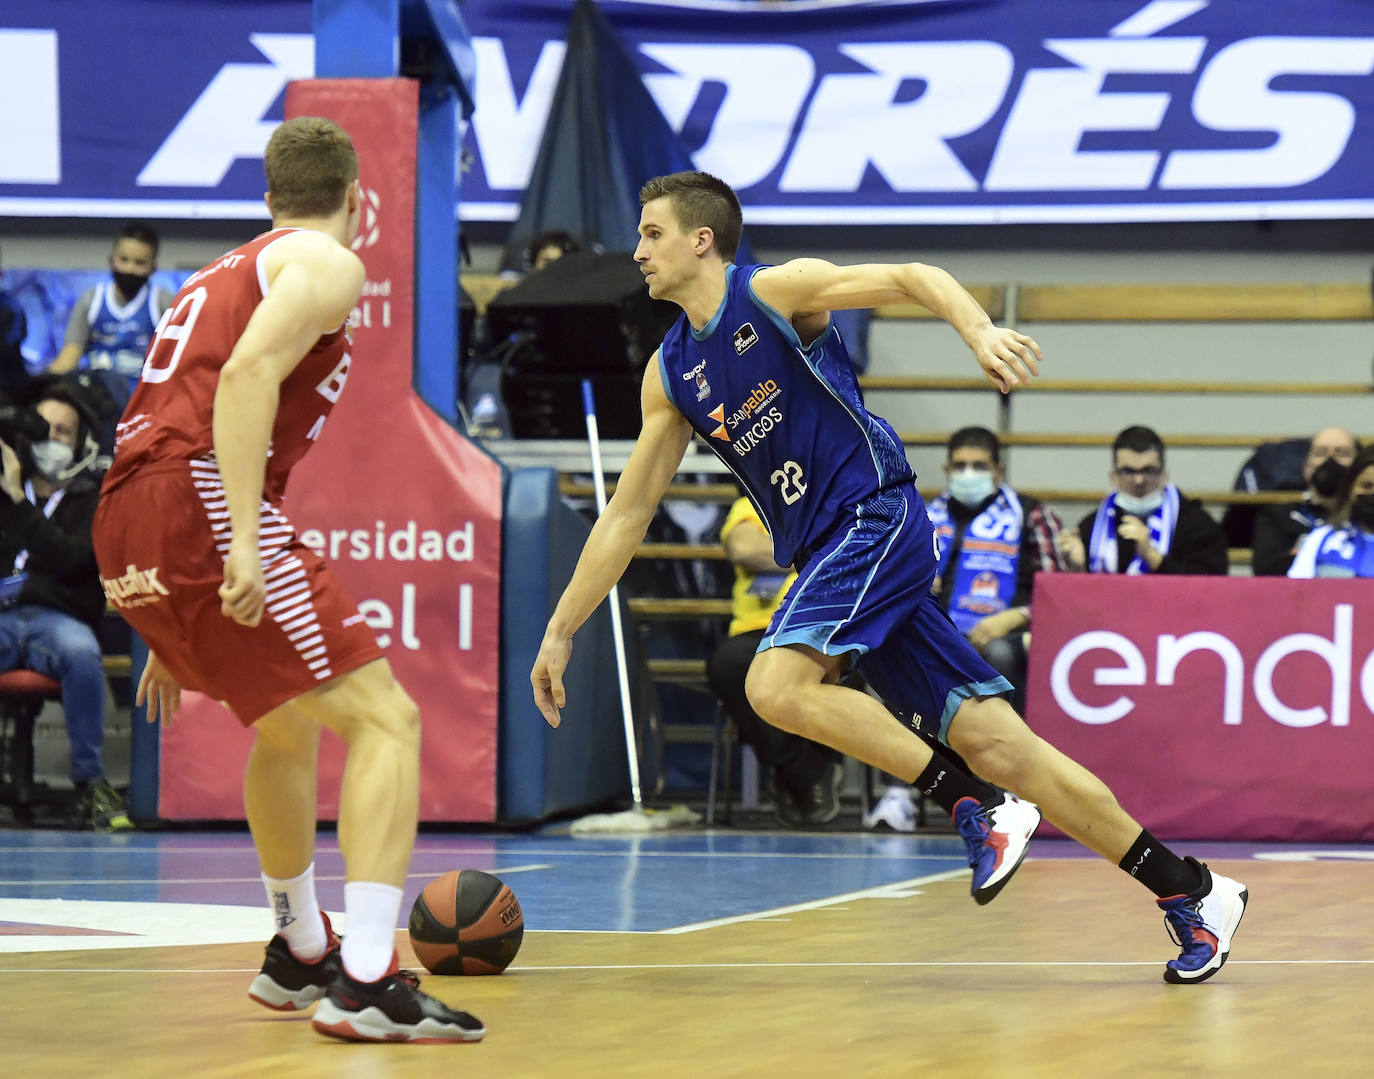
[248,910,341,1012]
[312,958,485,1044]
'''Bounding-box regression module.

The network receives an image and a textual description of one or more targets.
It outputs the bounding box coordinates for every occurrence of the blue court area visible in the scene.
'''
[0,828,1320,940]
[0,829,977,934]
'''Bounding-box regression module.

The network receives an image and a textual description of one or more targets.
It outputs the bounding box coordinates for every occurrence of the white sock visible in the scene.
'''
[341,881,404,983]
[262,862,328,960]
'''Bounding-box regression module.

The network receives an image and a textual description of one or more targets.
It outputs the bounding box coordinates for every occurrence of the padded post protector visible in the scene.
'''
[499,467,632,822]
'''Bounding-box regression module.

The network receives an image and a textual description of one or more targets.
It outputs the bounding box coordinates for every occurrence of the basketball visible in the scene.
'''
[407,869,524,975]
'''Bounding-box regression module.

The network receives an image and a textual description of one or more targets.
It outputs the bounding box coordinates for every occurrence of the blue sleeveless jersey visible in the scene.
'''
[658,263,914,567]
[85,282,162,380]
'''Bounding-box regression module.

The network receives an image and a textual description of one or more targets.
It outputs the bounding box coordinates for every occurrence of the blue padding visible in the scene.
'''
[500,468,631,822]
[1,269,190,372]
[313,0,402,79]
[126,633,159,822]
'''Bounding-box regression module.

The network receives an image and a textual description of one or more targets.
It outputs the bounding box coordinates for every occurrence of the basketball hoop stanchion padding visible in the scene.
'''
[155,78,502,823]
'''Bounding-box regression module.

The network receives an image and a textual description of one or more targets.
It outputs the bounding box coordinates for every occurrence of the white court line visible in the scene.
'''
[492,959,1374,970]
[0,846,967,863]
[660,870,967,934]
[0,864,553,888]
[3,959,1369,975]
[13,843,1362,863]
[0,845,974,862]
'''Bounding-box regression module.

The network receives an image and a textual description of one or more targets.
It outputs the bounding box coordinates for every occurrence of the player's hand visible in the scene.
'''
[0,440,22,503]
[531,634,572,728]
[1116,513,1152,547]
[972,325,1041,394]
[1059,531,1086,570]
[136,650,182,726]
[219,537,266,626]
[968,609,1023,650]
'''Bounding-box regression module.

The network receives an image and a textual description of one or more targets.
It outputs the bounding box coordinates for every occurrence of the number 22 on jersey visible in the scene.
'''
[771,460,807,505]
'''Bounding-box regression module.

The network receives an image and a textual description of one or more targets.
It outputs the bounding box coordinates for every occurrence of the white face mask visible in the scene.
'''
[1115,488,1164,517]
[29,439,74,482]
[948,468,997,507]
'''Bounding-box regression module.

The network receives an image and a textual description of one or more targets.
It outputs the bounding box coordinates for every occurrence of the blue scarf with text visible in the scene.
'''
[928,485,1024,633]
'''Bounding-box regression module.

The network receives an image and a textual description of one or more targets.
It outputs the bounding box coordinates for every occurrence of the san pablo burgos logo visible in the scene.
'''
[351,185,382,251]
[733,323,758,355]
[725,379,783,458]
[683,358,711,401]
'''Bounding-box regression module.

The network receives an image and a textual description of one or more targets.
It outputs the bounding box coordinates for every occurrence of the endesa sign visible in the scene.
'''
[1025,575,1374,841]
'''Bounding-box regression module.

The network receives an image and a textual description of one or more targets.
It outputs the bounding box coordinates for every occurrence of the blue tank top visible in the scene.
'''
[85,281,161,380]
[658,263,914,567]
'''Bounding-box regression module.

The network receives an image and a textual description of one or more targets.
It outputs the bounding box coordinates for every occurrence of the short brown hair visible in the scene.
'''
[264,117,358,219]
[639,171,742,261]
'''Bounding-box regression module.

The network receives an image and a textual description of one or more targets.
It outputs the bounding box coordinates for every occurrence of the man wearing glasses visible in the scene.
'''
[1060,425,1228,575]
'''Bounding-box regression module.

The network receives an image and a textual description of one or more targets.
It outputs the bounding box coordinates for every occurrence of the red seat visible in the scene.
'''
[0,669,63,820]
[0,670,62,697]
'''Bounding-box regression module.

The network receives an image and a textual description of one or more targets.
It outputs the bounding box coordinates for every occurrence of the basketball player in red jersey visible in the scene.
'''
[92,117,483,1045]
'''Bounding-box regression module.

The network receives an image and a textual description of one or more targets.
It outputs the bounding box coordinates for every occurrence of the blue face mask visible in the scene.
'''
[1115,488,1165,517]
[948,469,997,507]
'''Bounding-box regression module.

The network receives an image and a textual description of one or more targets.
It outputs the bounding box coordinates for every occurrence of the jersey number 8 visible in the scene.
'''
[141,287,209,385]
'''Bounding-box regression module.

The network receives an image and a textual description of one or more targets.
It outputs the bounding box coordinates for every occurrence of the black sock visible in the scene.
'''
[913,751,997,814]
[1118,830,1206,898]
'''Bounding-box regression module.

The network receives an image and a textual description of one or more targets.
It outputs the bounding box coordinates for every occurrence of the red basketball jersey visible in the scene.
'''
[101,227,352,504]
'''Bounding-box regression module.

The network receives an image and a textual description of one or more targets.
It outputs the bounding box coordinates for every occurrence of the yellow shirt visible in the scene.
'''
[720,498,797,637]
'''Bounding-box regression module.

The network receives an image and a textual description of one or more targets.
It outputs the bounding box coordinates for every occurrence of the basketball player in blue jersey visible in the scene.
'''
[51,222,170,398]
[532,171,1247,984]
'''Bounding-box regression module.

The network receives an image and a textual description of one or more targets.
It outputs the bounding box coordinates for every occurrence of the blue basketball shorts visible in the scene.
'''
[758,485,1011,744]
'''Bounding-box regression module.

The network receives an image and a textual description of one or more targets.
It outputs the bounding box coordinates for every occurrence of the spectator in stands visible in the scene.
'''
[928,426,1066,713]
[1252,426,1360,576]
[706,496,846,826]
[1219,436,1310,550]
[1287,444,1374,578]
[1059,425,1228,576]
[527,229,582,272]
[49,222,173,432]
[0,376,129,831]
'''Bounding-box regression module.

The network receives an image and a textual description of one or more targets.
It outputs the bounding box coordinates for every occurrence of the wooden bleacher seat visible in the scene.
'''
[858,375,1373,396]
[869,283,1373,323]
[566,477,1302,509]
[1014,283,1374,322]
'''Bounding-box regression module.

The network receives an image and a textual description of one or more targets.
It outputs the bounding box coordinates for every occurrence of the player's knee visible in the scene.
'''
[948,697,1035,788]
[743,670,803,734]
[371,691,421,750]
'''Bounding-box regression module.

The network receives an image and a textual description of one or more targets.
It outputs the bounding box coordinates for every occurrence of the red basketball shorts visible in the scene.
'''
[93,459,384,724]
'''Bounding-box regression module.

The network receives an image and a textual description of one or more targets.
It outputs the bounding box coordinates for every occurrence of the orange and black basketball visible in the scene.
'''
[408,869,524,975]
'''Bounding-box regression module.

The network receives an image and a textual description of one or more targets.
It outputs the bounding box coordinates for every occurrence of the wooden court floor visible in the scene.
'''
[2,850,1371,1078]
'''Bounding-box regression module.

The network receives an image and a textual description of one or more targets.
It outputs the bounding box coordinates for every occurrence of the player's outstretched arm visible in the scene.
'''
[531,357,693,727]
[753,257,1041,394]
[213,234,364,627]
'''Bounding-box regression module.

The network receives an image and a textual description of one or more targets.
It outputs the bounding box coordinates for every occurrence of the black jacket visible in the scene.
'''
[0,473,104,628]
[1077,494,1229,575]
[1252,499,1329,577]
